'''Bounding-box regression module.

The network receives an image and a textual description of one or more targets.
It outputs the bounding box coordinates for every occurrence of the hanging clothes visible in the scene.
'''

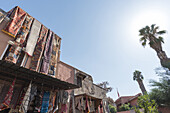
[48,34,60,76]
[40,30,53,74]
[85,96,90,113]
[19,81,32,113]
[47,91,55,113]
[52,91,59,113]
[0,78,16,111]
[61,104,67,113]
[2,6,27,38]
[25,19,41,56]
[5,43,22,63]
[41,91,50,113]
[4,14,33,63]
[34,90,44,112]
[29,25,48,72]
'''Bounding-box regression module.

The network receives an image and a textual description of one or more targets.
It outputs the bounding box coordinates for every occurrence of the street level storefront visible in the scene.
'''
[0,6,79,113]
[0,6,110,113]
[0,60,79,113]
[74,94,102,113]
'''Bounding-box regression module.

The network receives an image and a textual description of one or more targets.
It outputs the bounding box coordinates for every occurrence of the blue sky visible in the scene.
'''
[1,0,170,100]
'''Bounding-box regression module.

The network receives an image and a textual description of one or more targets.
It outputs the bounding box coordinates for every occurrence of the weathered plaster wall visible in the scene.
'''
[74,76,107,99]
[57,61,75,84]
[0,18,13,58]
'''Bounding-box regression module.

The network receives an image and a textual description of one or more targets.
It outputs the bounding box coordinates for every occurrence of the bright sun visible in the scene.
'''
[130,10,168,38]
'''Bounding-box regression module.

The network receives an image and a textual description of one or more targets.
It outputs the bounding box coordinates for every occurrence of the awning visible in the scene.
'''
[0,60,79,90]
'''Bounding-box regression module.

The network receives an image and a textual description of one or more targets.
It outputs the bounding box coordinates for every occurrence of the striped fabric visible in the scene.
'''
[25,19,41,56]
[19,81,32,113]
[41,91,50,113]
[0,78,16,111]
[2,6,27,38]
[4,15,33,63]
[29,25,48,72]
[47,91,56,113]
[48,34,60,76]
[40,30,53,74]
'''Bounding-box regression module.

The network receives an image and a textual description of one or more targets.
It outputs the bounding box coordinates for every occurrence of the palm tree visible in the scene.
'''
[133,70,147,94]
[97,81,112,93]
[139,24,170,70]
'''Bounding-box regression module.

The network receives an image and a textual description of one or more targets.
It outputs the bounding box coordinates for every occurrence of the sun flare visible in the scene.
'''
[130,10,168,38]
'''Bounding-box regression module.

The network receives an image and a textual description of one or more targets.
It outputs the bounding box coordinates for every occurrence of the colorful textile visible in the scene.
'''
[19,81,32,113]
[48,91,55,113]
[61,104,67,113]
[30,25,48,72]
[40,30,53,74]
[85,96,90,113]
[0,78,16,111]
[48,34,60,76]
[34,91,44,112]
[25,19,41,56]
[15,14,33,44]
[30,85,37,102]
[4,15,33,64]
[41,91,50,113]
[5,44,22,63]
[53,91,59,113]
[2,6,27,38]
[0,9,7,24]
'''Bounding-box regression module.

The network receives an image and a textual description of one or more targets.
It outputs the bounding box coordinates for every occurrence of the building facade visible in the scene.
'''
[0,6,109,113]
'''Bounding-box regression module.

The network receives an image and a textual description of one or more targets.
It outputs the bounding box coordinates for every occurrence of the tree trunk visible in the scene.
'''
[137,80,147,95]
[149,36,170,70]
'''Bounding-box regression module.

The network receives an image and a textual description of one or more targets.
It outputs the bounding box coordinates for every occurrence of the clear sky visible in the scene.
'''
[1,0,170,100]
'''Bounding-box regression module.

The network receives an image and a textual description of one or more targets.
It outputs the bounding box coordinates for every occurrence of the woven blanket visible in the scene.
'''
[33,91,43,112]
[25,19,41,56]
[4,15,33,64]
[5,44,22,63]
[48,34,60,76]
[2,6,27,38]
[19,81,32,113]
[48,91,56,113]
[0,78,16,111]
[40,30,53,74]
[41,91,50,113]
[30,25,48,72]
[15,14,33,44]
[0,9,7,24]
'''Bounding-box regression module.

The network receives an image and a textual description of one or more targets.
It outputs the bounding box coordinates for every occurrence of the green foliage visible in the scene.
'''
[109,104,117,113]
[149,68,170,106]
[134,94,159,113]
[138,24,166,49]
[119,103,130,112]
[133,70,144,81]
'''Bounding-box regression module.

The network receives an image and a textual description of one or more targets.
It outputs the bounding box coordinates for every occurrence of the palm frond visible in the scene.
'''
[158,36,164,43]
[145,26,150,34]
[157,30,166,35]
[139,28,146,35]
[139,37,146,42]
[151,24,156,32]
[153,26,159,34]
[142,41,146,47]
